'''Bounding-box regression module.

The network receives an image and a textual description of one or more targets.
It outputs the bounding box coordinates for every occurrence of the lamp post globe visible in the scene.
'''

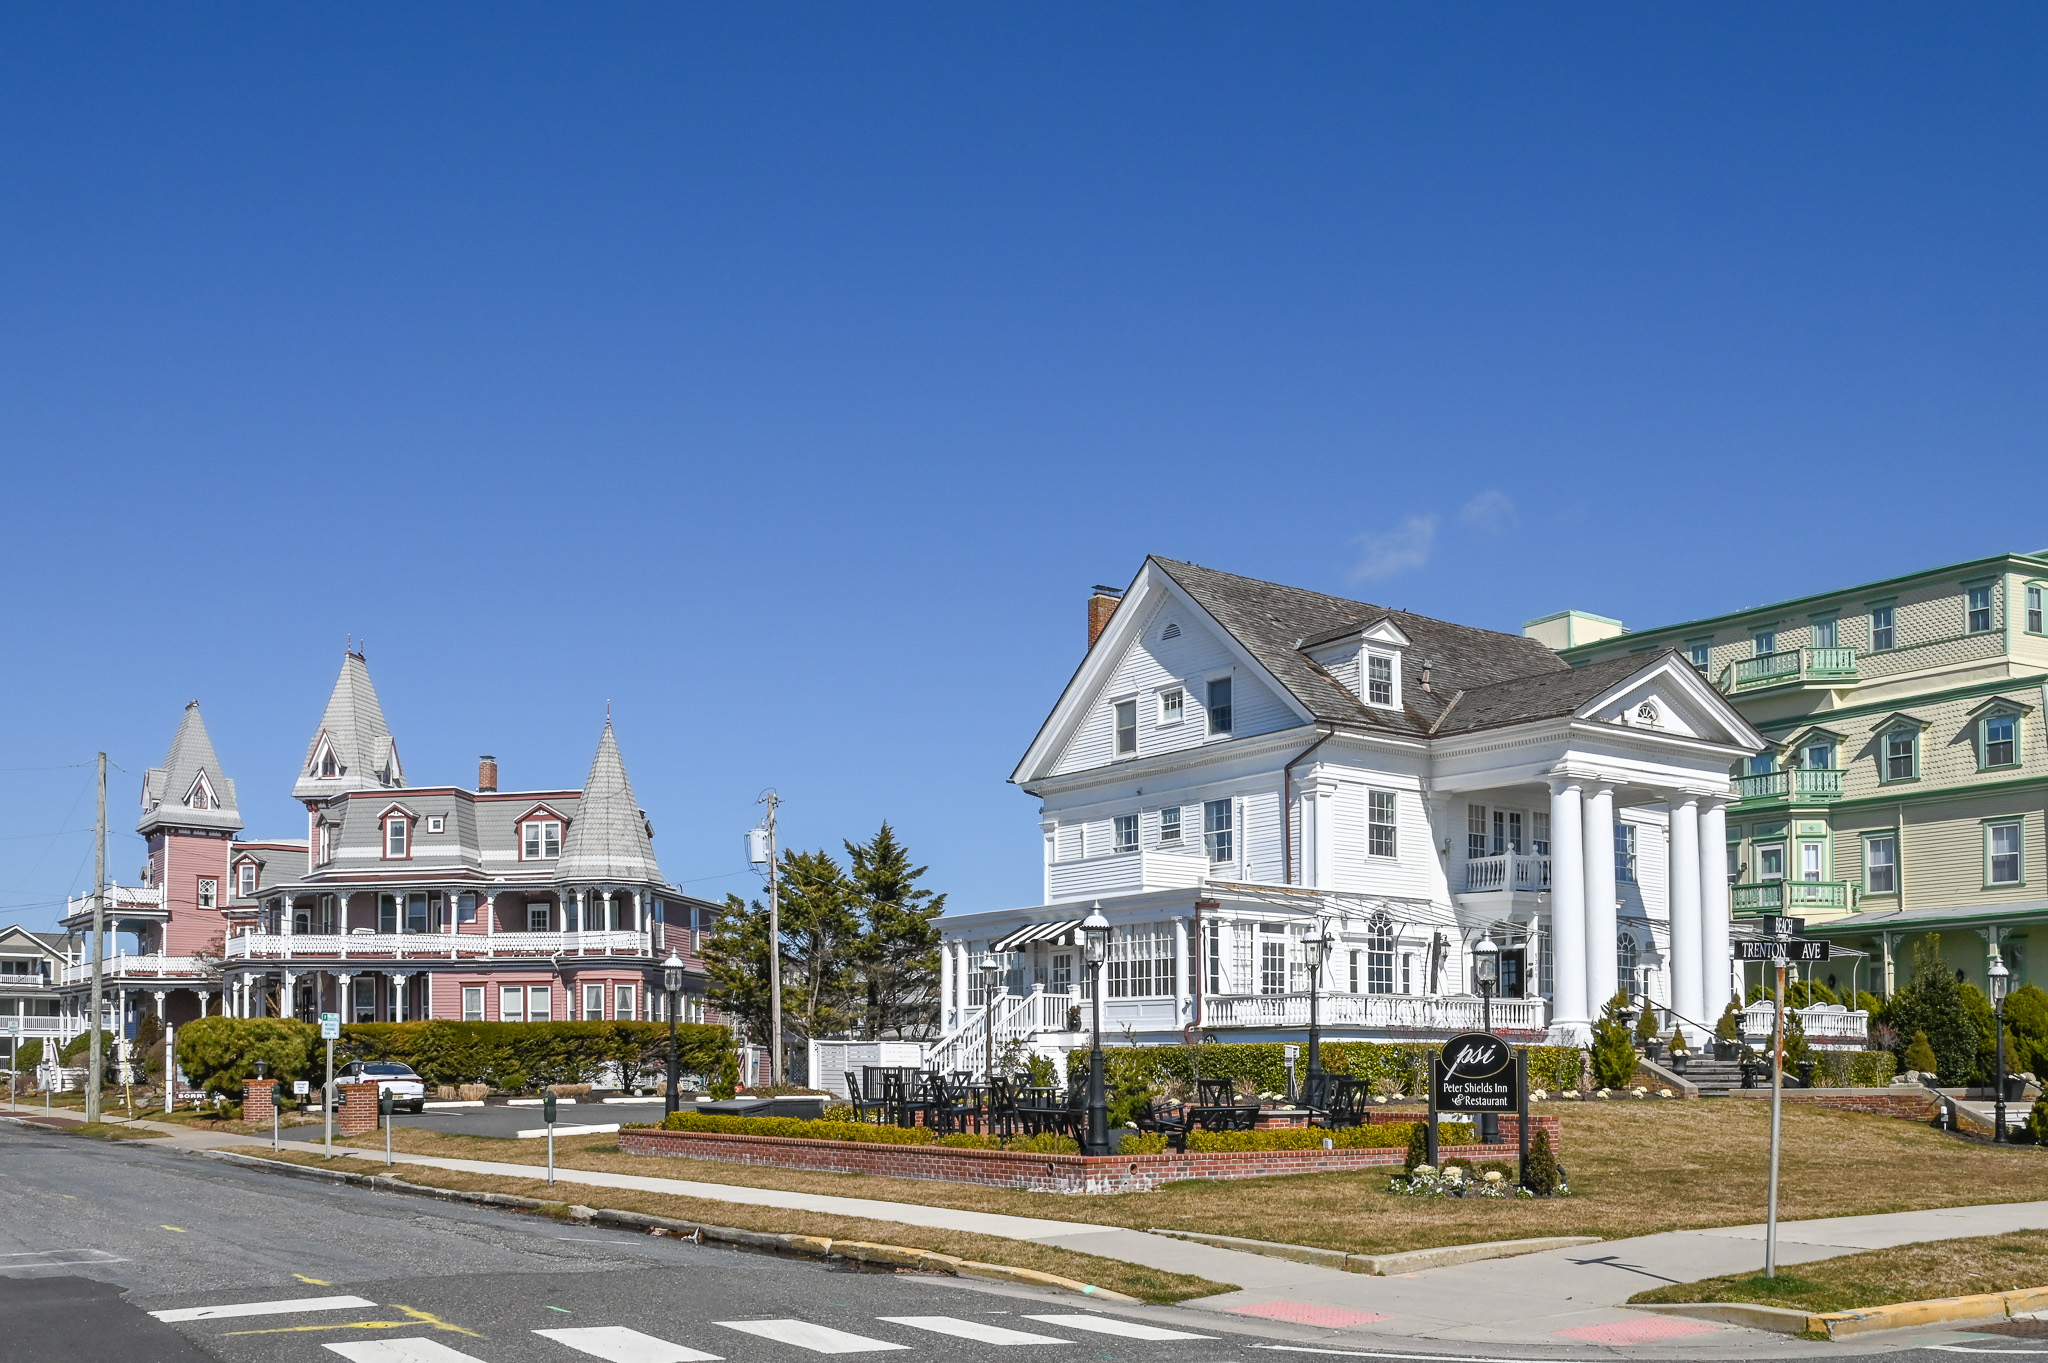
[1990,954,2011,1143]
[662,952,685,1117]
[1302,922,1329,1081]
[1080,904,1111,1156]
[978,955,1004,1081]
[1474,931,1500,1036]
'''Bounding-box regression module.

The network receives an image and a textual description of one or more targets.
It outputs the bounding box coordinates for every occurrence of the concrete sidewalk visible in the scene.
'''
[21,1108,2048,1355]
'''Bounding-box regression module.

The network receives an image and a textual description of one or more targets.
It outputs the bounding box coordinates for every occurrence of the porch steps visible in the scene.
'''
[1681,1060,1746,1097]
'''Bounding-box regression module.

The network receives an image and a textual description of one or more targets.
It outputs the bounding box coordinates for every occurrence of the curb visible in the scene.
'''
[1638,1302,1816,1336]
[1642,1284,2048,1340]
[1146,1228,1600,1275]
[199,1149,1137,1304]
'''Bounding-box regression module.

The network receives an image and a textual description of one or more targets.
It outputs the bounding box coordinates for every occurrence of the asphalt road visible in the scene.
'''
[2,1117,2043,1363]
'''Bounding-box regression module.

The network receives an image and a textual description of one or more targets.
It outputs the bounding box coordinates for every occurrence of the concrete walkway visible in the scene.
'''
[19,1108,2048,1355]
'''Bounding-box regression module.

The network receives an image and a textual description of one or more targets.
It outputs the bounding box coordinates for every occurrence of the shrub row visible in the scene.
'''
[1181,1121,1443,1153]
[652,1111,1083,1153]
[1065,1041,1582,1102]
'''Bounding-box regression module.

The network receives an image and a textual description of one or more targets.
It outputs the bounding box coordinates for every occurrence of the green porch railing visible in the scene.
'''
[1730,879,1859,915]
[1732,768,1844,803]
[1725,647,1859,694]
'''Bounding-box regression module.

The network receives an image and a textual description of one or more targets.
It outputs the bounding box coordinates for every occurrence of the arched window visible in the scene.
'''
[1616,929,1640,992]
[1366,913,1395,994]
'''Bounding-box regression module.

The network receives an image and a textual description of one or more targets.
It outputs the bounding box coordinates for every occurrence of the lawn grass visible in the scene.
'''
[62,1121,168,1141]
[221,1145,1229,1305]
[328,1101,2048,1257]
[1631,1230,2048,1314]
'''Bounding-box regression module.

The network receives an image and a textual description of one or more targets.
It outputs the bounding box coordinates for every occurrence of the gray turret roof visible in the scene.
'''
[554,720,661,886]
[139,701,244,836]
[294,651,404,800]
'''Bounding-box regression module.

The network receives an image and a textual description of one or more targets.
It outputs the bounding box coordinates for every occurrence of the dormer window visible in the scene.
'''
[523,820,563,860]
[385,815,409,859]
[321,751,337,777]
[1366,652,1397,707]
[186,772,215,810]
[426,815,445,835]
[238,862,257,897]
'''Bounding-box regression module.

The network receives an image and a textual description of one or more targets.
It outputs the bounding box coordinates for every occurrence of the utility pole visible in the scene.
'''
[86,754,106,1123]
[761,792,782,1087]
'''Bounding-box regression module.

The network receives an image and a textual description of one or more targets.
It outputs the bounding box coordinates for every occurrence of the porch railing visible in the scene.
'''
[1733,769,1844,803]
[1203,991,1547,1035]
[924,986,1079,1078]
[1731,880,1858,915]
[1723,647,1859,695]
[58,955,212,985]
[221,930,652,961]
[1740,1001,1869,1047]
[1463,853,1551,893]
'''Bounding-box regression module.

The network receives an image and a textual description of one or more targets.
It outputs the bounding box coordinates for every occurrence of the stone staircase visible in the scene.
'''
[1680,1059,1747,1097]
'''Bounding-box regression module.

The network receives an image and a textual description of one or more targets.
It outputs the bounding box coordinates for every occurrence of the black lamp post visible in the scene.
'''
[978,954,1003,1080]
[1081,904,1110,1156]
[1474,931,1500,1144]
[1302,922,1328,1081]
[662,952,684,1118]
[1990,953,2010,1143]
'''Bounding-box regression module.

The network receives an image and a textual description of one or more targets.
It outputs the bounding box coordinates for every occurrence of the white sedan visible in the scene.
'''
[323,1060,427,1113]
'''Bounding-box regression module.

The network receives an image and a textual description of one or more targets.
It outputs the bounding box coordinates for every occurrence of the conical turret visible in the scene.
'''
[294,649,404,799]
[139,701,243,836]
[555,719,661,885]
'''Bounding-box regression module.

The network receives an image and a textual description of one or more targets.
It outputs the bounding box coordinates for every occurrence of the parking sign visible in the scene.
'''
[320,1012,340,1040]
[293,1080,310,1096]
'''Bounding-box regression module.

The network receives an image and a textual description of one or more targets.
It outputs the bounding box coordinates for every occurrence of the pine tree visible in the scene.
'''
[1633,999,1661,1047]
[1590,990,1638,1088]
[778,849,864,1048]
[1903,1029,1939,1075]
[1523,1126,1560,1196]
[1716,997,1743,1042]
[1404,1116,1428,1172]
[703,892,776,1045]
[845,824,946,1040]
[1883,937,1983,1083]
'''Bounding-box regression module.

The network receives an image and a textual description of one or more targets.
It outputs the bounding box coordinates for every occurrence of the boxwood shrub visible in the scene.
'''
[1065,1041,1581,1102]
[341,1020,732,1091]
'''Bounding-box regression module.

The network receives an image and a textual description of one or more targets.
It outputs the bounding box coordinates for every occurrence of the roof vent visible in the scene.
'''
[1161,621,1181,640]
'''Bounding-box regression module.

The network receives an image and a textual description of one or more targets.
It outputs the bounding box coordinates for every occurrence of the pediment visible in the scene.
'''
[1966,694,2035,719]
[1359,618,1412,648]
[515,802,569,825]
[1577,654,1766,750]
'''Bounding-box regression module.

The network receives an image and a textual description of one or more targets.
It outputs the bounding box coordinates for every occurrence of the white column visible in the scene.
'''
[1667,793,1704,1040]
[1173,916,1191,1023]
[485,894,497,957]
[282,971,297,1021]
[281,897,294,938]
[1582,783,1619,1013]
[1546,778,1589,1040]
[393,972,410,1024]
[339,972,356,1023]
[1698,797,1734,1026]
[197,991,211,1018]
[939,939,955,1031]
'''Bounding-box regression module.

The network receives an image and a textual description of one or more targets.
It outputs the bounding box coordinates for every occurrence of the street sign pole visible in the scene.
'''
[320,1013,339,1158]
[1766,946,1786,1278]
[1516,1049,1530,1187]
[543,1090,558,1185]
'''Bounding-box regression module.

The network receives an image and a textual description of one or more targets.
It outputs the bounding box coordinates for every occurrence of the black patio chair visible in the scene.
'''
[843,1070,889,1124]
[1195,1078,1238,1108]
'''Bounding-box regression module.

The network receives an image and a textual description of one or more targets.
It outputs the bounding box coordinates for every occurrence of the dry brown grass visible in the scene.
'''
[1633,1229,2048,1314]
[325,1102,2048,1256]
[223,1146,1228,1304]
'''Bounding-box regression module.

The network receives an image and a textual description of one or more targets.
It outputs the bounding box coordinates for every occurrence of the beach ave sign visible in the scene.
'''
[1431,1031,1519,1114]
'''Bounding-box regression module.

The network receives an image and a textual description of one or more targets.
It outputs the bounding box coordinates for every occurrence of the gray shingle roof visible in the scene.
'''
[1152,557,1573,737]
[294,652,403,799]
[138,701,243,835]
[554,721,661,885]
[1431,652,1680,736]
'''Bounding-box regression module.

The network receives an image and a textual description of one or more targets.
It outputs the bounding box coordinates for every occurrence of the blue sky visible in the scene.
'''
[4,6,2045,929]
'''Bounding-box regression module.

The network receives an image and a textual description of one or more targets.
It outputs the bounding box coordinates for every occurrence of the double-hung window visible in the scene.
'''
[1158,688,1184,726]
[1811,617,1838,649]
[385,816,408,858]
[615,984,635,1021]
[462,986,484,1022]
[1206,678,1233,735]
[1864,834,1897,895]
[1805,742,1834,770]
[1203,799,1233,864]
[1366,653,1395,706]
[1968,585,1994,634]
[1113,813,1138,854]
[1159,807,1181,844]
[1799,842,1825,882]
[238,863,257,896]
[1531,811,1550,856]
[1113,699,1138,756]
[1870,605,1896,651]
[1367,790,1397,858]
[523,820,561,859]
[1984,713,2018,768]
[499,986,525,1023]
[1753,631,1777,657]
[2030,585,2045,635]
[1687,640,1711,672]
[1756,842,1786,880]
[1467,804,1488,860]
[583,982,605,1020]
[527,985,552,1021]
[1988,821,2024,886]
[1614,824,1638,884]
[1748,753,1776,776]
[1883,729,1918,782]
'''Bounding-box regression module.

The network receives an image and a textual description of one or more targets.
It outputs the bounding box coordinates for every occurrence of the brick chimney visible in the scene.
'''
[1087,585,1124,650]
[478,755,498,793]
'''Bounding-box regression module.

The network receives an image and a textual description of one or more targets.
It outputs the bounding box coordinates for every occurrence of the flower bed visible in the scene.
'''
[618,1114,1561,1194]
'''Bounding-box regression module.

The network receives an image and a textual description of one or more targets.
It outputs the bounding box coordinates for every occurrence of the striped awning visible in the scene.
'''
[990,918,1085,952]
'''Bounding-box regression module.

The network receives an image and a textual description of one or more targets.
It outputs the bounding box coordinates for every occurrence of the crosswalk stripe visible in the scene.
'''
[878,1317,1073,1345]
[324,1342,486,1363]
[150,1295,377,1322]
[715,1320,908,1354]
[1022,1315,1216,1341]
[537,1326,725,1362]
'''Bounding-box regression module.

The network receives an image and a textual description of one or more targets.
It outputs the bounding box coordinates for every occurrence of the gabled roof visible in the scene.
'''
[138,701,243,836]
[1427,653,1662,736]
[294,651,404,800]
[554,720,661,886]
[1965,694,2035,718]
[0,925,66,960]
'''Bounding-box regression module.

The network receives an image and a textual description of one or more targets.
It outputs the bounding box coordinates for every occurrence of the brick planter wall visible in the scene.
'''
[618,1117,1563,1194]
[244,1078,276,1125]
[334,1081,380,1136]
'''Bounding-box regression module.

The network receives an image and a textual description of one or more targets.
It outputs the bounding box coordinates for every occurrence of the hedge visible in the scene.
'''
[1064,1041,1582,1099]
[340,1020,731,1091]
[177,1017,322,1093]
[652,1112,1081,1153]
[1182,1121,1443,1153]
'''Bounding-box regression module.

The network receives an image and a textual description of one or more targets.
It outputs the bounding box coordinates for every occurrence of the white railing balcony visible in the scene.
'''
[3,1016,82,1040]
[1204,990,1548,1036]
[1047,848,1210,903]
[925,986,1082,1077]
[1462,853,1550,894]
[59,955,212,985]
[1741,1001,1869,1047]
[222,930,652,961]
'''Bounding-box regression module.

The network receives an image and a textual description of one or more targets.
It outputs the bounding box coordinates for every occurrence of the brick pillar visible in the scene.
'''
[335,1081,380,1136]
[244,1078,277,1125]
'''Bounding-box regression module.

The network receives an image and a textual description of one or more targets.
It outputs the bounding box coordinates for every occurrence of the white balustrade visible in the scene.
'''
[1739,1001,1869,1046]
[222,930,651,961]
[1203,991,1548,1035]
[1462,853,1550,893]
[59,955,210,985]
[924,986,1082,1078]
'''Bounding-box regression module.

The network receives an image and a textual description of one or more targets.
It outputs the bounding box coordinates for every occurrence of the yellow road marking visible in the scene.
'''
[223,1306,480,1338]
[295,1275,334,1285]
[161,1226,187,1233]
